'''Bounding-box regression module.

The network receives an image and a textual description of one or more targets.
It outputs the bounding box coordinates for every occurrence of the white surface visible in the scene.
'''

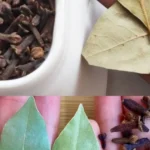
[0,0,107,95]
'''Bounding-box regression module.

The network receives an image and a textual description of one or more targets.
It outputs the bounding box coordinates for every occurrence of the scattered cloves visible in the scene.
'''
[111,98,150,150]
[123,138,150,150]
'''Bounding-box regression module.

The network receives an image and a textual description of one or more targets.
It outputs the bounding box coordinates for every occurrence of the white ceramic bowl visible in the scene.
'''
[0,0,107,95]
[0,0,66,94]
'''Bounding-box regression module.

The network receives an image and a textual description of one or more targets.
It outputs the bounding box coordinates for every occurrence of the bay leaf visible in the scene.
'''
[118,0,150,32]
[82,2,150,74]
[52,104,100,150]
[0,97,50,150]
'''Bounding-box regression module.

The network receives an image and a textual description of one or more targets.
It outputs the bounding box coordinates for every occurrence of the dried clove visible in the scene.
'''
[0,55,18,80]
[123,138,150,150]
[3,48,13,63]
[123,99,150,117]
[31,15,40,26]
[20,4,33,16]
[12,0,20,7]
[21,17,44,47]
[98,133,107,149]
[112,135,138,144]
[11,34,34,55]
[0,56,7,68]
[0,32,22,44]
[18,24,29,33]
[5,14,24,34]
[16,59,42,73]
[31,47,44,59]
[41,15,54,43]
[111,122,149,132]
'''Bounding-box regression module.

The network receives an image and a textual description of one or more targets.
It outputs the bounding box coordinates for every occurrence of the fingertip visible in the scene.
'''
[89,119,101,148]
[90,119,100,136]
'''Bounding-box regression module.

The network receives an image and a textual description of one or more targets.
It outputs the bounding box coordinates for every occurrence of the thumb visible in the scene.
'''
[89,119,101,149]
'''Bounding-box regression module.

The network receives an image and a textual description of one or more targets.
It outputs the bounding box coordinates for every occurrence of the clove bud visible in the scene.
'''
[0,32,22,44]
[98,133,107,149]
[31,47,44,59]
[111,122,149,133]
[123,138,150,150]
[123,99,150,117]
[112,135,138,144]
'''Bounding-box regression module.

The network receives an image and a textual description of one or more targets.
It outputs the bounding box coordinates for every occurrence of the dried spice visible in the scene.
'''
[111,122,149,132]
[111,97,150,150]
[98,133,107,149]
[122,99,150,116]
[112,135,138,144]
[123,138,150,150]
[0,0,55,80]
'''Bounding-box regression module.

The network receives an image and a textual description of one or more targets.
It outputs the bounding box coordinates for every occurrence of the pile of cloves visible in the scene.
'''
[0,0,55,80]
[111,97,150,150]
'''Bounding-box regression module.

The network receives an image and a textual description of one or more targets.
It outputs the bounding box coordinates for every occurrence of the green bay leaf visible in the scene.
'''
[82,2,150,74]
[0,97,50,150]
[52,104,100,150]
[118,0,150,32]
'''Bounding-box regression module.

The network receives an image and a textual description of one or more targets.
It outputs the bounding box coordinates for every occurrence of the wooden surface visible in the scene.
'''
[59,97,95,131]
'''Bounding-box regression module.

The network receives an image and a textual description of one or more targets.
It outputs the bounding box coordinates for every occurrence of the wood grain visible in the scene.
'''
[59,97,95,131]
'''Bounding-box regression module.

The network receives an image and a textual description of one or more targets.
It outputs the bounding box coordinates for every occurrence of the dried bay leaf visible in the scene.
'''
[118,0,150,32]
[0,97,50,150]
[52,104,100,150]
[82,2,150,73]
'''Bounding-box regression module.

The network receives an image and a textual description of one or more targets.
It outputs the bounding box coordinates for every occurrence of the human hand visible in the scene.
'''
[91,96,150,150]
[0,96,60,147]
[98,0,116,8]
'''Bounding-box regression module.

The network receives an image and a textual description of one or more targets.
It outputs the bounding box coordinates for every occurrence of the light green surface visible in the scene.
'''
[0,97,50,150]
[52,104,100,150]
[83,2,150,74]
